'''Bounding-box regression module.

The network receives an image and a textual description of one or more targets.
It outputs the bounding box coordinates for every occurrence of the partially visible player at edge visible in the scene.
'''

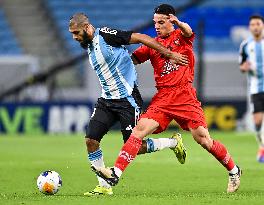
[69,13,188,196]
[92,4,242,193]
[239,15,264,162]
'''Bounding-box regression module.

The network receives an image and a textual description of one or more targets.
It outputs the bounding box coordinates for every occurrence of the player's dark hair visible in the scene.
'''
[249,14,264,23]
[154,4,176,16]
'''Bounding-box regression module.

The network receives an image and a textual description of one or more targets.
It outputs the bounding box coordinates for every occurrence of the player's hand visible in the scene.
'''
[240,61,251,72]
[169,52,189,66]
[169,14,180,25]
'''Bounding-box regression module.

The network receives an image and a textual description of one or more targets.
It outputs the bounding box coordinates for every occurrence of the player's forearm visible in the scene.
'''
[176,21,193,37]
[130,33,173,58]
[169,15,192,37]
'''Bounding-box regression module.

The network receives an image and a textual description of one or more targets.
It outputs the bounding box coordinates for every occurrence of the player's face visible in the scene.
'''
[249,19,264,38]
[153,14,174,37]
[69,24,94,49]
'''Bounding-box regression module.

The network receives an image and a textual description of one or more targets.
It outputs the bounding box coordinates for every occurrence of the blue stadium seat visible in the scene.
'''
[0,9,22,55]
[45,0,191,55]
[45,0,264,53]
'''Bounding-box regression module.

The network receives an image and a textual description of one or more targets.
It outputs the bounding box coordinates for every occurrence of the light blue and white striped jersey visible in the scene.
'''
[239,36,264,94]
[87,27,137,99]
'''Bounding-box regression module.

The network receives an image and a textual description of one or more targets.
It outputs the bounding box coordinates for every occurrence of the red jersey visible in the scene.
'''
[133,29,195,88]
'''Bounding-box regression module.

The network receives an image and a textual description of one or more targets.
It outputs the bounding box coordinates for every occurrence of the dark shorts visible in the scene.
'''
[251,93,264,113]
[86,86,143,143]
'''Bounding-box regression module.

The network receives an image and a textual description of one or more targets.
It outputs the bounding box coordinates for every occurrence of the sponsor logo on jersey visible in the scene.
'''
[100,27,118,35]
[160,60,180,77]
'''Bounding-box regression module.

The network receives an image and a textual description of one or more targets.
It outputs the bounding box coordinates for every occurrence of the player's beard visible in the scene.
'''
[254,30,263,38]
[80,30,92,50]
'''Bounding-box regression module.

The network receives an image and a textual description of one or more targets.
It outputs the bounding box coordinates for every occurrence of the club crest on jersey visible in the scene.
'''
[161,60,180,77]
[174,38,180,46]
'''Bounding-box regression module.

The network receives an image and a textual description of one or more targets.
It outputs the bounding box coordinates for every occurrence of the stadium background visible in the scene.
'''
[1,1,264,205]
[1,0,264,134]
[0,0,264,133]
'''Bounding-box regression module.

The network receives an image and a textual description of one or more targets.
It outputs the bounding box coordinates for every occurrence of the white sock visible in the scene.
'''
[88,149,111,189]
[113,167,123,178]
[146,138,177,153]
[229,165,239,175]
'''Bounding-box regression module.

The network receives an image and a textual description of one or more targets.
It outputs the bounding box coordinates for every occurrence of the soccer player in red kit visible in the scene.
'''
[92,4,242,193]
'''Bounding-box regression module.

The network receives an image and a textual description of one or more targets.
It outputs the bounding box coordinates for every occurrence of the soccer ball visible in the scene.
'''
[37,170,62,195]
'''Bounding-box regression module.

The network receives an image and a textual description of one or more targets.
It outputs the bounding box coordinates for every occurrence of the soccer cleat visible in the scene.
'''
[170,133,187,164]
[227,166,242,193]
[91,166,119,186]
[257,147,264,163]
[83,185,113,196]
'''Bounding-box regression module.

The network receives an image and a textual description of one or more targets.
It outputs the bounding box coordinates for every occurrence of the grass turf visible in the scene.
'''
[0,131,264,205]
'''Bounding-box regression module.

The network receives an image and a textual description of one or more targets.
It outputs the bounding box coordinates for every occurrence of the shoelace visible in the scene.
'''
[229,174,239,186]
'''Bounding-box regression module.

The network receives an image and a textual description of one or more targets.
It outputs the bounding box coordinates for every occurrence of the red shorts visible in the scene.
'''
[140,84,207,134]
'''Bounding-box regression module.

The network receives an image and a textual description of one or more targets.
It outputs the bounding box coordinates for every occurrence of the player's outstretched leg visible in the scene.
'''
[227,166,242,193]
[84,185,113,196]
[191,127,242,193]
[170,133,187,164]
[209,140,242,193]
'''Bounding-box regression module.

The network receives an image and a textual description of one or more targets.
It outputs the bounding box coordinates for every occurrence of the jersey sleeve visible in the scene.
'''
[239,40,248,65]
[179,29,195,46]
[99,27,133,46]
[132,45,151,64]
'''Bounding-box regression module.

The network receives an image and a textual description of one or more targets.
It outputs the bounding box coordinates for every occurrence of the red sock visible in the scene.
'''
[114,135,142,171]
[209,140,235,171]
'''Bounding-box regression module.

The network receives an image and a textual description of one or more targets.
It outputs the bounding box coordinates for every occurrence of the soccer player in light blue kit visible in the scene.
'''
[69,13,188,196]
[239,15,264,162]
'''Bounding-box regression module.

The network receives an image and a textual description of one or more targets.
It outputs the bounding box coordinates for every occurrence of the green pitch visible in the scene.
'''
[0,131,264,205]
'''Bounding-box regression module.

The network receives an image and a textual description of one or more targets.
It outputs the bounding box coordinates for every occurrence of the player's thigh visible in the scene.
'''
[133,118,160,139]
[119,87,142,142]
[120,110,159,141]
[86,107,117,142]
[119,106,140,142]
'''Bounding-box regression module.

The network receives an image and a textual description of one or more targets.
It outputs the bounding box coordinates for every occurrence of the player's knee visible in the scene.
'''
[191,127,213,150]
[135,121,146,132]
[85,137,100,152]
[132,118,158,139]
[255,121,262,128]
[132,123,147,138]
[193,133,212,150]
[132,129,144,139]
